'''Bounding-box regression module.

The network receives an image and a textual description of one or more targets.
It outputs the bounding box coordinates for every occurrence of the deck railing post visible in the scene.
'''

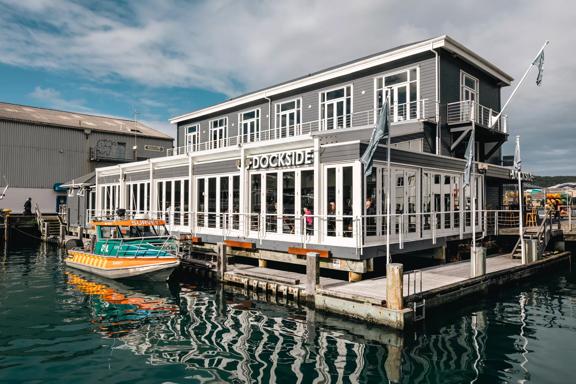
[306,252,320,298]
[386,263,403,310]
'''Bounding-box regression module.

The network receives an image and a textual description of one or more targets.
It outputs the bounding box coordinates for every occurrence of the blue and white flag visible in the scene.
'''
[533,49,545,86]
[361,100,390,176]
[463,131,474,188]
[514,137,522,173]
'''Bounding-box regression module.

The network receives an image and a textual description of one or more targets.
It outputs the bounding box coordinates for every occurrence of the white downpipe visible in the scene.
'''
[429,43,440,155]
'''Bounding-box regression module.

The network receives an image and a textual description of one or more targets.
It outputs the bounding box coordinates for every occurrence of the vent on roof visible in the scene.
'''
[83,121,96,126]
[130,128,142,133]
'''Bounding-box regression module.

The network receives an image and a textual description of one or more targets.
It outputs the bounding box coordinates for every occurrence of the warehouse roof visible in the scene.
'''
[0,101,173,140]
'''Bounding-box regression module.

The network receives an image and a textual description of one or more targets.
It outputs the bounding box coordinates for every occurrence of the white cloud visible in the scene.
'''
[2,0,575,175]
[29,86,92,112]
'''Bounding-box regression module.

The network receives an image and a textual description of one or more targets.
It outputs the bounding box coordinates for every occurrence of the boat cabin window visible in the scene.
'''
[98,226,115,239]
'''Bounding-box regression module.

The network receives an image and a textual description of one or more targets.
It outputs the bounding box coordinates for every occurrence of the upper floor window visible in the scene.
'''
[320,85,352,130]
[375,67,419,122]
[239,109,260,143]
[209,117,227,149]
[184,124,199,152]
[275,98,301,138]
[460,71,478,103]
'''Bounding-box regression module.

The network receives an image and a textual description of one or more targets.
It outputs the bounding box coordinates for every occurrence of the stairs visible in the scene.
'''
[511,211,556,260]
[35,204,63,243]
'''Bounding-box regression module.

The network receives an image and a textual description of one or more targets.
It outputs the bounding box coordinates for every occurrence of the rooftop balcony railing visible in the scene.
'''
[446,101,507,133]
[168,99,431,156]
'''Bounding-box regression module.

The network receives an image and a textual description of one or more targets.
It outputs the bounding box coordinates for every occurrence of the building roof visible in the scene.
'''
[0,102,173,140]
[170,35,514,124]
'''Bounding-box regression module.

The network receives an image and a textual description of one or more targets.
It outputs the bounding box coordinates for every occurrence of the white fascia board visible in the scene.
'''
[170,37,445,124]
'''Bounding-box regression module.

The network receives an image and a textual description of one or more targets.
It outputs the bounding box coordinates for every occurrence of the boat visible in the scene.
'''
[65,218,180,281]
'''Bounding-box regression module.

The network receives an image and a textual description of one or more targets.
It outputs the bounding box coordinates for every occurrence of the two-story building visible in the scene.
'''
[94,35,516,280]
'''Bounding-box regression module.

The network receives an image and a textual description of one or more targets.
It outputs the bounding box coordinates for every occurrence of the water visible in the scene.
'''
[1,242,575,383]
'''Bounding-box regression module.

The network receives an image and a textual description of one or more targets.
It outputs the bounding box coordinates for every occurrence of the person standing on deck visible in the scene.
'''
[23,197,32,215]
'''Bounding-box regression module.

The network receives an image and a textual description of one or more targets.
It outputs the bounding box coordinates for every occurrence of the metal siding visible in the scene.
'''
[0,120,171,188]
[98,175,120,184]
[153,166,189,179]
[194,160,238,175]
[125,170,150,182]
[176,53,437,149]
[320,143,360,163]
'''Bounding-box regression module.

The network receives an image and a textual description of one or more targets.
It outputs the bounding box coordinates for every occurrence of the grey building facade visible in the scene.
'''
[94,36,518,278]
[0,102,173,212]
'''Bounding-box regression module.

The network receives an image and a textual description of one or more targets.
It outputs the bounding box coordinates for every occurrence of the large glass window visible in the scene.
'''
[327,168,336,237]
[342,166,354,238]
[220,176,229,229]
[197,179,205,227]
[266,173,277,232]
[365,172,377,236]
[275,99,301,138]
[282,172,295,234]
[375,67,419,122]
[250,174,261,231]
[233,175,240,229]
[301,170,314,235]
[320,85,352,130]
[239,109,260,143]
[210,118,227,149]
[208,178,216,228]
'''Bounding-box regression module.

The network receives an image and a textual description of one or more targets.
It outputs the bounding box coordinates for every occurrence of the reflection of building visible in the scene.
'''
[0,102,172,212]
[94,36,517,276]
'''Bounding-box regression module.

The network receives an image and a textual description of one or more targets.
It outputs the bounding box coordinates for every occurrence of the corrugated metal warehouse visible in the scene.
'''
[0,102,173,212]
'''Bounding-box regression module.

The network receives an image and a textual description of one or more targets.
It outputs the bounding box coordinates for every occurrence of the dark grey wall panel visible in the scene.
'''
[125,170,150,182]
[194,160,238,175]
[320,143,360,163]
[153,166,189,179]
[98,175,120,184]
[176,53,438,148]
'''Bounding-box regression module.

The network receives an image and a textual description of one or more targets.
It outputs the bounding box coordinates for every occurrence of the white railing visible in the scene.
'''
[446,101,507,133]
[87,208,521,253]
[167,99,430,156]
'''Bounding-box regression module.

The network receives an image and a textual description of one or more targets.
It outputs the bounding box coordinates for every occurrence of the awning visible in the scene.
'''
[61,171,95,189]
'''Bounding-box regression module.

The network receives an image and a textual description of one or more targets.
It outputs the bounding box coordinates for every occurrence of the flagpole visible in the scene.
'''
[386,99,392,265]
[471,124,476,262]
[517,136,526,264]
[490,40,549,128]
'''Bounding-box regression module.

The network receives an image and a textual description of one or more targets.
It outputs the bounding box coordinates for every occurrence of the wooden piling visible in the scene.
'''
[258,259,268,268]
[470,246,486,277]
[306,252,320,296]
[386,263,403,310]
[217,242,228,281]
[3,213,9,242]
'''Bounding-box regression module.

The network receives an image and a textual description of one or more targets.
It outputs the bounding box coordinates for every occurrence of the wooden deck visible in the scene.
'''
[319,254,521,303]
[225,254,521,302]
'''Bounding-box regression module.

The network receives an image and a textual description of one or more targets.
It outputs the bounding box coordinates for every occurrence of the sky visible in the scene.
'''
[0,0,574,175]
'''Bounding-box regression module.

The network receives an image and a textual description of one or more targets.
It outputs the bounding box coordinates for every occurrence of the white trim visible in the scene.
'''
[170,35,512,124]
[319,83,353,131]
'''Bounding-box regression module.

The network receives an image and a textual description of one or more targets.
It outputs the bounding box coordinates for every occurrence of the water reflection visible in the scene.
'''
[1,242,567,383]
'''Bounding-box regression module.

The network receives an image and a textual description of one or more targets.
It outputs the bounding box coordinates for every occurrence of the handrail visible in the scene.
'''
[446,101,507,133]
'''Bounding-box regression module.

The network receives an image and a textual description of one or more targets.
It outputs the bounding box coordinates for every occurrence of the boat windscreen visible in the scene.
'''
[127,226,158,238]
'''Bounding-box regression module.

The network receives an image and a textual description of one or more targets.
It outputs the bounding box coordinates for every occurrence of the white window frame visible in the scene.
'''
[460,71,479,101]
[209,117,228,149]
[238,109,261,143]
[274,98,302,139]
[184,123,199,153]
[319,84,353,130]
[374,66,420,123]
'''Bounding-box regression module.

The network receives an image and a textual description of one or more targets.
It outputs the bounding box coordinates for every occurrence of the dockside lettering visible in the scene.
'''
[248,149,314,169]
